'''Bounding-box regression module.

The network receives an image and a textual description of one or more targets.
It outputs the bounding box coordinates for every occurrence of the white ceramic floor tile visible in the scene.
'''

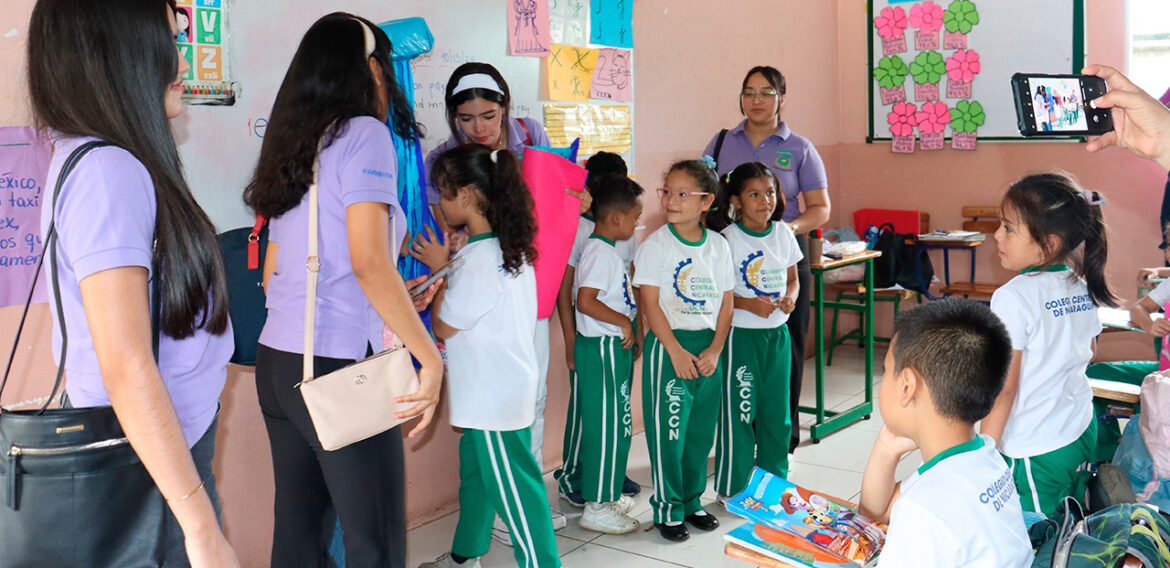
[790,426,881,473]
[559,542,695,567]
[592,505,757,568]
[406,511,588,567]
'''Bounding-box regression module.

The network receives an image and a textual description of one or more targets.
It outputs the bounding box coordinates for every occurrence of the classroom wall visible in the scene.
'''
[0,0,1163,564]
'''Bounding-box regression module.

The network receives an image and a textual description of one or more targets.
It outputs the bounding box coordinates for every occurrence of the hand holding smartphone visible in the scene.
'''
[408,256,464,298]
[1012,73,1114,136]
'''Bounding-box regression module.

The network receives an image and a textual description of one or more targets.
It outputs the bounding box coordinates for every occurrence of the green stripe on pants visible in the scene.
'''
[1005,417,1097,517]
[575,334,635,503]
[643,329,721,524]
[715,325,792,496]
[554,368,584,495]
[451,428,561,567]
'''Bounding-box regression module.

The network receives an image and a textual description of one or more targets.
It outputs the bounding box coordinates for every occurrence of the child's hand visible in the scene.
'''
[404,275,442,311]
[565,335,576,371]
[696,347,720,377]
[667,347,700,380]
[1150,318,1170,337]
[409,226,451,271]
[620,319,635,350]
[777,296,796,314]
[747,297,779,318]
[633,333,644,361]
[876,425,918,457]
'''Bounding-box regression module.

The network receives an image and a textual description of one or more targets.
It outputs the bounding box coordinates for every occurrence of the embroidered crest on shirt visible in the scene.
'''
[672,259,706,307]
[775,150,793,170]
[741,250,782,298]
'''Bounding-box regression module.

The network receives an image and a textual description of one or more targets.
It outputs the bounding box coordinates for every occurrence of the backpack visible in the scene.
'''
[870,223,934,293]
[1028,497,1170,568]
[1137,371,1170,505]
[216,215,268,365]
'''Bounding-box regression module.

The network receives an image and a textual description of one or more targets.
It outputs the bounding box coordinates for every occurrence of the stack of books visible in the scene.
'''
[915,230,985,242]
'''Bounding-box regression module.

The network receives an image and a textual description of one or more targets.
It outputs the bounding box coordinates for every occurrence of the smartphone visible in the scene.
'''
[1012,73,1113,137]
[408,256,464,298]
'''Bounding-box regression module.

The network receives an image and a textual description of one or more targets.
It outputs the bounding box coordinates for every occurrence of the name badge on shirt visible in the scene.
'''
[775,150,793,170]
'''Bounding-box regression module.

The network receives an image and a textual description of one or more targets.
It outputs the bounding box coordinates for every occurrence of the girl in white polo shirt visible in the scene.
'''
[712,162,802,502]
[634,159,735,543]
[986,172,1115,517]
[414,144,559,568]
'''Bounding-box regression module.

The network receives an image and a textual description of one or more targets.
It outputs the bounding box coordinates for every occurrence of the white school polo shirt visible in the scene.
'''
[1145,277,1170,307]
[574,236,637,337]
[989,267,1100,458]
[441,233,538,431]
[879,436,1032,568]
[568,214,637,268]
[632,225,735,331]
[721,221,803,329]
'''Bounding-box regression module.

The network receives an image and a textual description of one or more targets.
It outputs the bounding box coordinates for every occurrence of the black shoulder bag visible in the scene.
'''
[0,142,167,567]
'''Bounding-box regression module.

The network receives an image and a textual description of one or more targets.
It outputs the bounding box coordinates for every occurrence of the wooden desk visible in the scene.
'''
[802,250,882,442]
[905,237,992,300]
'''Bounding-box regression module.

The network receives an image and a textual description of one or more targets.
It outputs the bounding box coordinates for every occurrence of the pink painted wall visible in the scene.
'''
[1,1,1163,565]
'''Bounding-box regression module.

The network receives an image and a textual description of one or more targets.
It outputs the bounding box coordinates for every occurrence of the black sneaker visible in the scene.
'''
[621,476,641,496]
[685,511,720,532]
[655,522,690,542]
[558,488,585,508]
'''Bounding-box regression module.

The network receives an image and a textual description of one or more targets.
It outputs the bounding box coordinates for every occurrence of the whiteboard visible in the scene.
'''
[176,0,546,231]
[867,0,1083,140]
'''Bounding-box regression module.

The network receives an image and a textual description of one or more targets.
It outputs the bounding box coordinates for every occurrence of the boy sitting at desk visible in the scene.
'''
[859,300,1032,568]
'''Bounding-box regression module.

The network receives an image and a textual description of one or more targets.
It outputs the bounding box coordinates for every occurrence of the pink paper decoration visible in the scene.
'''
[888,102,919,137]
[945,50,981,82]
[944,30,967,49]
[520,147,587,319]
[915,101,951,134]
[910,1,944,33]
[875,6,908,39]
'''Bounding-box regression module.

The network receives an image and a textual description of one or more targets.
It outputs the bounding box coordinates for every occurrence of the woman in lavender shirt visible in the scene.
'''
[243,14,443,567]
[28,0,237,566]
[704,66,831,453]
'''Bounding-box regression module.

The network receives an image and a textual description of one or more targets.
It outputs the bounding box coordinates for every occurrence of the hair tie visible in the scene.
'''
[698,155,717,172]
[490,149,500,163]
[353,18,376,58]
[1081,189,1105,206]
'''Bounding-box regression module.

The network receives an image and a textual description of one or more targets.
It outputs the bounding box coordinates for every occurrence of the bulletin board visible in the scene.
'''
[867,0,1085,143]
[174,0,635,231]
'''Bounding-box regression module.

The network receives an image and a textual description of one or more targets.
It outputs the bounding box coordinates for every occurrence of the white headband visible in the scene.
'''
[354,19,375,58]
[451,73,504,96]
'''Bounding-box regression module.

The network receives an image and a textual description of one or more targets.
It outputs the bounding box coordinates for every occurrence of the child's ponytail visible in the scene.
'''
[1002,172,1118,307]
[429,144,537,275]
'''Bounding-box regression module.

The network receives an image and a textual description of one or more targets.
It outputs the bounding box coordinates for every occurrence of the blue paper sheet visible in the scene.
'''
[590,0,633,48]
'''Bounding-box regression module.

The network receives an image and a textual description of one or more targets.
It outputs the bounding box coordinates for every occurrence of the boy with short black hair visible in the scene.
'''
[860,300,1032,568]
[572,174,645,534]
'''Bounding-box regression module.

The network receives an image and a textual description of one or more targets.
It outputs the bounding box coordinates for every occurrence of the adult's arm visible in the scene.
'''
[80,268,238,567]
[788,188,830,235]
[1083,64,1170,170]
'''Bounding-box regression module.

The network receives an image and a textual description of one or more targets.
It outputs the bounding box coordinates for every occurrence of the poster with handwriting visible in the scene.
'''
[549,0,587,45]
[508,0,551,57]
[590,48,631,101]
[547,44,598,101]
[590,0,633,48]
[0,127,51,307]
[543,103,632,155]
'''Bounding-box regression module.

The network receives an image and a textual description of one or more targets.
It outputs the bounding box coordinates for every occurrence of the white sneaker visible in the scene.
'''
[580,501,639,534]
[550,508,568,531]
[418,552,481,568]
[490,515,512,547]
[613,494,635,514]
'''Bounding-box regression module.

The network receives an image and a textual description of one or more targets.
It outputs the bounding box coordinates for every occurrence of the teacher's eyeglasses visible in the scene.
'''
[741,88,779,100]
[658,188,711,201]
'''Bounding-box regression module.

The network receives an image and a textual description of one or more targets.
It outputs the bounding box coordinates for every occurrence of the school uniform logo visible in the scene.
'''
[665,379,686,441]
[735,366,754,423]
[621,273,636,312]
[621,381,633,438]
[775,150,793,170]
[673,258,718,313]
[741,251,783,298]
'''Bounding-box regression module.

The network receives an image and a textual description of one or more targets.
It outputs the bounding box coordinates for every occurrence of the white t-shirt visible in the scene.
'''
[441,234,538,431]
[568,214,637,268]
[574,236,637,337]
[879,436,1032,568]
[989,269,1100,458]
[1145,277,1170,308]
[632,225,735,331]
[721,221,803,329]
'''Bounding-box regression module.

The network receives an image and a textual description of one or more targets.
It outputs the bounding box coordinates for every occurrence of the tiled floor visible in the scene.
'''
[406,346,920,567]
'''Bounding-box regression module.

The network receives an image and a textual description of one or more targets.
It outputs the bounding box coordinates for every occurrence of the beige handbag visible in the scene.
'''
[296,150,420,451]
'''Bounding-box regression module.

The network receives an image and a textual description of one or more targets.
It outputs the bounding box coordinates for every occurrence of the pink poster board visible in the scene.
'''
[520,147,585,319]
[1161,301,1170,371]
[0,127,51,308]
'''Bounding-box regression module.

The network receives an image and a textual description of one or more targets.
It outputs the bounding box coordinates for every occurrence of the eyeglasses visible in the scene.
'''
[657,188,711,201]
[741,88,780,100]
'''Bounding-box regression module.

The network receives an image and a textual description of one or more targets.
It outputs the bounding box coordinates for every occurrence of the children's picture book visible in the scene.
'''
[725,522,859,568]
[725,468,885,567]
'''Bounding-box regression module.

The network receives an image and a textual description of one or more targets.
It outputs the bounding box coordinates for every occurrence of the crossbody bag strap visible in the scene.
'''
[712,128,728,171]
[517,118,533,146]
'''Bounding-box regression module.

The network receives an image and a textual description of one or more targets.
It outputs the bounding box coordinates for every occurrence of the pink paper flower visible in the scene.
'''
[875,6,908,40]
[909,1,944,33]
[915,101,951,134]
[887,102,919,137]
[945,49,981,82]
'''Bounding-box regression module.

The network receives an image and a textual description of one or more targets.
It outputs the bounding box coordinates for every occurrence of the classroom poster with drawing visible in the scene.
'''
[544,103,631,156]
[590,48,632,101]
[508,0,551,57]
[549,0,588,45]
[177,0,236,104]
[0,127,51,308]
[590,0,633,48]
[547,44,599,101]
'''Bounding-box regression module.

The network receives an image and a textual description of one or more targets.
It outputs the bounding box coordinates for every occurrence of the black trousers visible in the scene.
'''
[255,344,406,568]
[789,234,812,452]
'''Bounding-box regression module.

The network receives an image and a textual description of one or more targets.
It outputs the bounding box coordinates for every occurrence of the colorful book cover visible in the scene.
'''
[727,468,885,566]
[725,522,858,568]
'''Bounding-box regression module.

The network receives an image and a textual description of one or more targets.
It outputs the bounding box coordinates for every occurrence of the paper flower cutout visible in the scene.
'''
[944,0,980,34]
[875,6,908,40]
[910,1,945,33]
[873,55,909,89]
[888,102,919,137]
[916,101,951,134]
[949,100,985,133]
[909,51,945,85]
[945,50,981,82]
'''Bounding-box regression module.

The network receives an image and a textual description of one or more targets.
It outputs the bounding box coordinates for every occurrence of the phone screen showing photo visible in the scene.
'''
[1025,77,1089,133]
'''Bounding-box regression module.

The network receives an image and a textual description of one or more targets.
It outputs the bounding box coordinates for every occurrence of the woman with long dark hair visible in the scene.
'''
[27,0,237,565]
[243,13,443,567]
[703,65,831,454]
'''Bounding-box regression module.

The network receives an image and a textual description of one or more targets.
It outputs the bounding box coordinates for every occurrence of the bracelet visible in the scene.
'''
[168,479,205,503]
